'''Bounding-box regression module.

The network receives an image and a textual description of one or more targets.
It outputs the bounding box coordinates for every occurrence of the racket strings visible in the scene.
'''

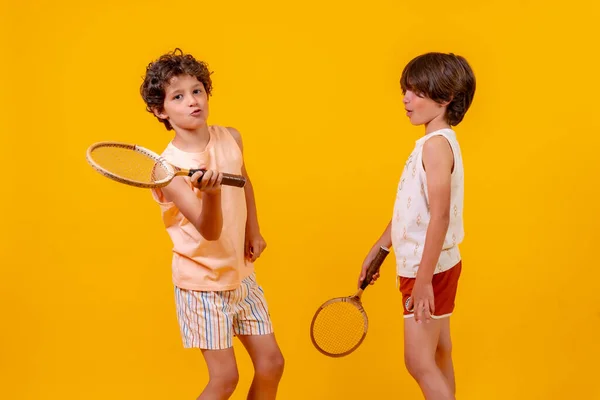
[311,301,366,355]
[90,146,170,184]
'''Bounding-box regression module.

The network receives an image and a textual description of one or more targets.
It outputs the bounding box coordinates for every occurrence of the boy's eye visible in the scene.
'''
[173,94,183,100]
[193,89,201,94]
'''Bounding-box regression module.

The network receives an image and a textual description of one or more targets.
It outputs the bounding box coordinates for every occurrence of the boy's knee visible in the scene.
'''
[404,352,436,381]
[209,369,239,397]
[255,351,285,381]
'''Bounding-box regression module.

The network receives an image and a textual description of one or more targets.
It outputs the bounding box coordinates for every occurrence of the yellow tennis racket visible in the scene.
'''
[86,141,246,188]
[310,246,390,357]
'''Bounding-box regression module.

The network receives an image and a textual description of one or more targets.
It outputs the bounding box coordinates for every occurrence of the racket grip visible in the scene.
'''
[188,169,247,188]
[222,173,247,188]
[360,246,390,290]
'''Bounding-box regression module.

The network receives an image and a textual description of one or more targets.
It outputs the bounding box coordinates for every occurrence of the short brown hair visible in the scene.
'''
[140,48,213,130]
[400,52,476,126]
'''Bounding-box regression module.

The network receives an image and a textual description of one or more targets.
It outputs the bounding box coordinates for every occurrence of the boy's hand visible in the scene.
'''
[191,169,223,194]
[357,245,382,288]
[407,280,435,323]
[245,229,266,262]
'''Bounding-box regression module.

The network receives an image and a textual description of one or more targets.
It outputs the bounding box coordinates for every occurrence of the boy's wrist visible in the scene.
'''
[204,190,221,199]
[202,192,222,210]
[246,222,260,235]
[415,267,434,284]
[377,238,392,249]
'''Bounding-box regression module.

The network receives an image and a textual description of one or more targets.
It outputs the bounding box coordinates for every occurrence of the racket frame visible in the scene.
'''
[309,246,390,357]
[309,293,369,357]
[86,141,246,189]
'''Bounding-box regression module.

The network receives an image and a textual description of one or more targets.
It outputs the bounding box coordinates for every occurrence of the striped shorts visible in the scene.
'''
[174,272,273,350]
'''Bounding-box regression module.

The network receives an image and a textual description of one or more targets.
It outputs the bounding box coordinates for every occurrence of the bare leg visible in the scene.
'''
[197,348,239,400]
[237,333,285,400]
[404,317,454,400]
[436,318,455,395]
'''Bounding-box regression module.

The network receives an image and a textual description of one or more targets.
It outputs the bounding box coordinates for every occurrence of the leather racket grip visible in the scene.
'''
[188,169,247,188]
[222,173,246,188]
[360,246,390,290]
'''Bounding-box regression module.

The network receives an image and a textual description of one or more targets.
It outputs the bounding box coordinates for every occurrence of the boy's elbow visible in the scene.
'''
[198,226,222,241]
[195,218,223,241]
[204,232,222,241]
[430,210,450,225]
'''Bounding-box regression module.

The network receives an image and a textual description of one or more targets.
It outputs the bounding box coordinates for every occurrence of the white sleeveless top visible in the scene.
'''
[391,128,465,278]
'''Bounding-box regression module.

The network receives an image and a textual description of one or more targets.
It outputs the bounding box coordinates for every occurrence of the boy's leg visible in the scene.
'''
[436,317,455,395]
[233,273,284,400]
[198,348,239,400]
[174,286,239,400]
[237,333,285,400]
[400,262,461,399]
[404,317,454,400]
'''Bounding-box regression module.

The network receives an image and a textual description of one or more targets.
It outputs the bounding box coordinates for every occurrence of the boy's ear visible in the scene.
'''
[153,108,168,120]
[439,96,453,108]
[152,107,168,120]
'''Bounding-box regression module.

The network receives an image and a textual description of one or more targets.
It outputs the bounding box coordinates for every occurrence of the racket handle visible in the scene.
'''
[360,246,390,290]
[188,169,247,188]
[221,173,247,188]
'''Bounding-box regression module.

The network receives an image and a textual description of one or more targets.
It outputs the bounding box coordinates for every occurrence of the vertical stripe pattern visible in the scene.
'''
[174,272,273,349]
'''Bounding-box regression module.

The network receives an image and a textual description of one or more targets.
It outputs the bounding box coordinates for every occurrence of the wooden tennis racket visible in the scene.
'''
[86,141,246,188]
[310,246,390,357]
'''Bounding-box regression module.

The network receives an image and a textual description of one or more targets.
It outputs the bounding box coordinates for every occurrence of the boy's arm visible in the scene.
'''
[375,220,393,248]
[358,220,392,287]
[227,127,266,262]
[411,135,454,322]
[161,172,223,241]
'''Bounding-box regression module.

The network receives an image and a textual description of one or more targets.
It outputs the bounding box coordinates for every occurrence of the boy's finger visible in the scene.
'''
[358,274,365,288]
[406,296,414,312]
[194,166,207,183]
[254,241,262,256]
[424,305,432,322]
[414,301,422,323]
[429,298,435,316]
[199,171,210,187]
[191,171,203,184]
[245,240,251,258]
[204,170,214,185]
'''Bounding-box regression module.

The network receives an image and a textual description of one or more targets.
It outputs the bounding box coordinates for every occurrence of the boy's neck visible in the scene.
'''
[172,124,211,152]
[424,117,451,134]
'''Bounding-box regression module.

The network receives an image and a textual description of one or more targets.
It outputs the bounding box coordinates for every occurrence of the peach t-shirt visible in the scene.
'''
[151,125,253,291]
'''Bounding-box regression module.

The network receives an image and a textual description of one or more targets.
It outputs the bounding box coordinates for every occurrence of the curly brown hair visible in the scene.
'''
[400,52,476,126]
[140,48,213,130]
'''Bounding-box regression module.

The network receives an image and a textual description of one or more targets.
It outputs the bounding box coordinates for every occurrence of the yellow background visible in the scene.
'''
[1,0,599,399]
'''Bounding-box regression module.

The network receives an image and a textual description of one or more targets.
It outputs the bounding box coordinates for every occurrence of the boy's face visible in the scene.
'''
[155,74,209,130]
[403,90,447,127]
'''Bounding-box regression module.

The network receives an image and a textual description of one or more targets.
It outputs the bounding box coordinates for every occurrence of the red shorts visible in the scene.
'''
[399,261,462,319]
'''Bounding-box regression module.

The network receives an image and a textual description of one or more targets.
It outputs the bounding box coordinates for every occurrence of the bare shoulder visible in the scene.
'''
[422,135,454,170]
[423,135,452,152]
[225,126,243,151]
